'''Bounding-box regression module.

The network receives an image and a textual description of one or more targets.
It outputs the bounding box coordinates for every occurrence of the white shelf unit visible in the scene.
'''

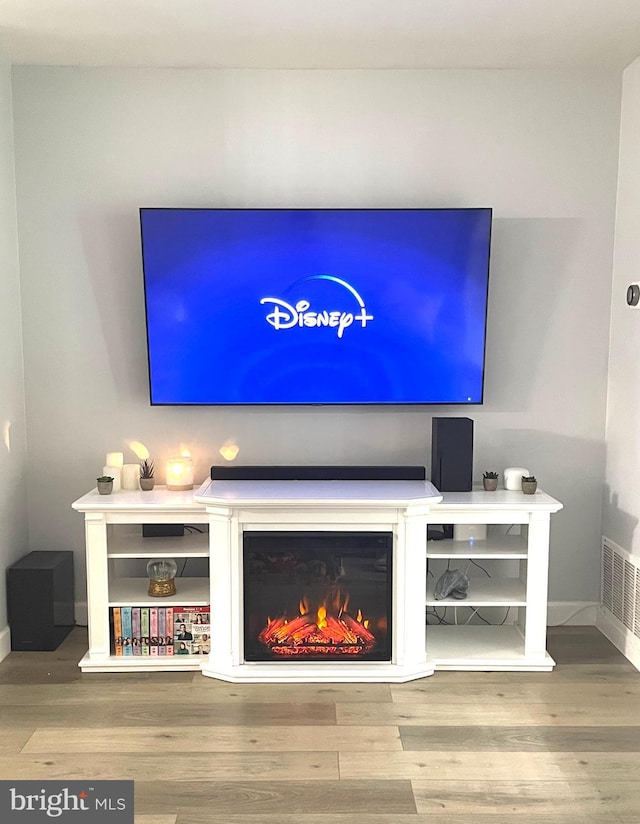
[73,482,562,678]
[425,489,563,671]
[72,487,210,672]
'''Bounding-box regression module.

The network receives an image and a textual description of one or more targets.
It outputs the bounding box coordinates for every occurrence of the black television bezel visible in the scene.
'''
[140,206,492,407]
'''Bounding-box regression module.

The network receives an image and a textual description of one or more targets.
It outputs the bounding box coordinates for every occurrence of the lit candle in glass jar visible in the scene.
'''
[166,456,194,490]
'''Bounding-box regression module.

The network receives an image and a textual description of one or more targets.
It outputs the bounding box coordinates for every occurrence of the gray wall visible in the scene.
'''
[604,56,640,557]
[0,54,29,644]
[11,67,621,609]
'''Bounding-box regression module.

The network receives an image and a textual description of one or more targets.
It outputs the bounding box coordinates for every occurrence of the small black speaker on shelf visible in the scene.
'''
[142,524,184,538]
[430,417,474,492]
[7,550,75,651]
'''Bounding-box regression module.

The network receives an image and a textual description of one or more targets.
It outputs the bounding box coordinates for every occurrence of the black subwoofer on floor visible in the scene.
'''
[7,550,75,650]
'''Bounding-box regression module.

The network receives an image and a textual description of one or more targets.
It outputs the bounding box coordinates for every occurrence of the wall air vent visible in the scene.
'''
[597,537,640,671]
[624,559,637,634]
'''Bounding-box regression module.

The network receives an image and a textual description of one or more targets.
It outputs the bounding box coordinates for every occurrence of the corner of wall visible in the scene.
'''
[0,624,11,663]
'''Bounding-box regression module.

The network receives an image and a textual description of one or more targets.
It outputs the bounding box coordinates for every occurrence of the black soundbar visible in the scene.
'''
[210,465,426,481]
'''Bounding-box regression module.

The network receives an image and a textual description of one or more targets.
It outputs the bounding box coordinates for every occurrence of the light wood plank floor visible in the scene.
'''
[0,626,638,823]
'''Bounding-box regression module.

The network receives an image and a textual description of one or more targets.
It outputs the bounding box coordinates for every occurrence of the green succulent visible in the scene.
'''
[483,471,499,479]
[139,459,155,479]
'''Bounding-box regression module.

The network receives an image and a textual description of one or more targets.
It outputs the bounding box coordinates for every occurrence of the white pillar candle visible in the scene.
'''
[121,463,140,490]
[166,456,194,490]
[102,465,122,492]
[106,452,124,468]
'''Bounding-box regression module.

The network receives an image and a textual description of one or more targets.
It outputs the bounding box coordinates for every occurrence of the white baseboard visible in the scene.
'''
[547,601,598,626]
[596,606,640,672]
[0,624,11,663]
[75,601,87,628]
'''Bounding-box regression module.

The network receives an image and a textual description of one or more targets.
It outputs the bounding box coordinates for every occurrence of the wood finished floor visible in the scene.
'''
[0,626,638,823]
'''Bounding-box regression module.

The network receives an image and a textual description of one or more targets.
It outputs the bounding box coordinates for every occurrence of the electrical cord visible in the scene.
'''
[426,606,451,625]
[470,559,491,577]
[463,606,511,626]
[553,603,596,626]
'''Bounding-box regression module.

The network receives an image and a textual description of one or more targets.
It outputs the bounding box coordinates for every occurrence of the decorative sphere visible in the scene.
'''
[146,558,178,596]
[146,558,178,581]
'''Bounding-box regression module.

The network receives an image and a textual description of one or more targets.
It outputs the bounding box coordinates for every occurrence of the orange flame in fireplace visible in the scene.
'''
[258,586,376,656]
[317,604,328,629]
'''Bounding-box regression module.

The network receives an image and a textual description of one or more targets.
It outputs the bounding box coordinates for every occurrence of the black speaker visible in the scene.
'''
[7,551,75,651]
[431,417,474,492]
[142,524,184,538]
[210,465,426,481]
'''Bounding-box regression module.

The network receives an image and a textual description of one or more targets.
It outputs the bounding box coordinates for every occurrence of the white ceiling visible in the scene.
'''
[1,0,640,71]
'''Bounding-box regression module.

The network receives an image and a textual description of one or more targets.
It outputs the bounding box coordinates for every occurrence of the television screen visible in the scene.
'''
[140,208,491,405]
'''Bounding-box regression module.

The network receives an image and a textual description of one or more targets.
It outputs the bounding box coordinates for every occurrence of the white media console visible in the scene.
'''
[73,479,562,681]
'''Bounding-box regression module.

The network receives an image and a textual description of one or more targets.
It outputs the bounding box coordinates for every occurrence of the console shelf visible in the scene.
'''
[77,651,203,673]
[426,534,528,559]
[426,625,555,671]
[106,528,209,559]
[73,487,209,672]
[108,577,209,606]
[73,482,562,677]
[426,577,526,606]
[424,488,562,671]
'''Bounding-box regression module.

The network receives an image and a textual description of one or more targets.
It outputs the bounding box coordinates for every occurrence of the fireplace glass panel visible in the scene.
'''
[243,531,393,662]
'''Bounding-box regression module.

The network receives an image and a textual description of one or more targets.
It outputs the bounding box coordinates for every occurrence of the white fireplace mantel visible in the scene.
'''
[195,478,442,683]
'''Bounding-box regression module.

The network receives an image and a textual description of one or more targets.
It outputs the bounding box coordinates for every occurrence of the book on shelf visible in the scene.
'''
[158,607,166,656]
[166,607,174,655]
[132,607,141,656]
[174,606,210,656]
[121,607,133,656]
[110,605,210,657]
[191,608,211,656]
[150,607,158,657]
[112,606,123,656]
[141,607,150,656]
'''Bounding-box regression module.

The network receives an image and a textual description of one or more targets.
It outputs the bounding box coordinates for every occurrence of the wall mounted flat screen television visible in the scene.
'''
[140,207,492,405]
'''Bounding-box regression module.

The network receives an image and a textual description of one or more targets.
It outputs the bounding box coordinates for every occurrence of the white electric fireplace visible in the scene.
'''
[194,475,443,683]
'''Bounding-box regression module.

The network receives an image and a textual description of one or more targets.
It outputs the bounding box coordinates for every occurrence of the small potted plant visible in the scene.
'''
[482,471,499,491]
[97,475,114,495]
[521,475,537,494]
[139,459,155,491]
